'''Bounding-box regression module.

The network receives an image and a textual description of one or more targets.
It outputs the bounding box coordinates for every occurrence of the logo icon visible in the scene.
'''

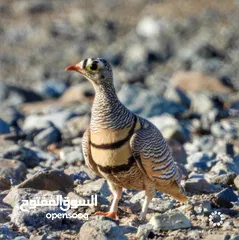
[209,211,225,227]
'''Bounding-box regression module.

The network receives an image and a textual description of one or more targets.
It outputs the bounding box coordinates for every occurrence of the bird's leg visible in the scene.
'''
[95,182,122,219]
[140,187,153,220]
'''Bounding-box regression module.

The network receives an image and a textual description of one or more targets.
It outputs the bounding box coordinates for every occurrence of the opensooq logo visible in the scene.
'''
[19,194,98,212]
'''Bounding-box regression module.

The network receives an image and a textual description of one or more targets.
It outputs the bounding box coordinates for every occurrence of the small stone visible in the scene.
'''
[184,178,216,194]
[17,169,73,193]
[149,210,192,230]
[210,154,239,175]
[186,152,213,172]
[149,114,187,143]
[34,126,61,148]
[216,188,238,203]
[0,159,27,189]
[78,219,127,240]
[75,179,111,197]
[59,146,84,165]
[3,146,40,168]
[136,224,153,239]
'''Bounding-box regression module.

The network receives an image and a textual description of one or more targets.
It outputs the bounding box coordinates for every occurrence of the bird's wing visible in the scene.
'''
[82,128,102,177]
[130,119,187,201]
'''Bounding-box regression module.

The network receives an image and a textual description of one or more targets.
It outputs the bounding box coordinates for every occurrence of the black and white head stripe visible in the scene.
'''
[82,58,111,70]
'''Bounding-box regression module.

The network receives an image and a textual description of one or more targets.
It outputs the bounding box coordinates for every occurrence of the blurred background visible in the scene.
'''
[0,1,239,238]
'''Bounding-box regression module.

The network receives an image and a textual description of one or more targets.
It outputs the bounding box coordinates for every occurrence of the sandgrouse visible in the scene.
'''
[66,58,187,219]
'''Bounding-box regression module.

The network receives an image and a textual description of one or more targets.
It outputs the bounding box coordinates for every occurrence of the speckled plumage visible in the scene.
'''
[67,58,187,219]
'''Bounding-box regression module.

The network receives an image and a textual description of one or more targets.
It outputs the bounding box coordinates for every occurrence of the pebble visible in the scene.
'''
[59,146,84,165]
[78,219,127,240]
[149,210,192,230]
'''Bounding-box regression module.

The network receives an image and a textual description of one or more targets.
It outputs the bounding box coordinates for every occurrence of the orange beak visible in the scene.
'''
[65,64,84,73]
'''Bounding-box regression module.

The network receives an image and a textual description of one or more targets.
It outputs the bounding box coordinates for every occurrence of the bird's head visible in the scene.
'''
[66,58,113,86]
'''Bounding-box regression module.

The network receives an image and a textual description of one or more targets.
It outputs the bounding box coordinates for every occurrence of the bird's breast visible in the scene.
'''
[90,128,133,167]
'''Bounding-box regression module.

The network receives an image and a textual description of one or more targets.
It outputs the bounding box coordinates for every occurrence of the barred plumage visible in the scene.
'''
[66,58,187,219]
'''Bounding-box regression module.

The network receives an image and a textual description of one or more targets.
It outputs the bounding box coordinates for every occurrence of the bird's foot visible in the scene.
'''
[94,211,118,219]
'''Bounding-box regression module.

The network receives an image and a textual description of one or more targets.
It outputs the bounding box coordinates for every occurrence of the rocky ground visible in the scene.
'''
[0,0,239,239]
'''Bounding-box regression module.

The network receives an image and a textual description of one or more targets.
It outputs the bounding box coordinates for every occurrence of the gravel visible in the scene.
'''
[0,0,239,239]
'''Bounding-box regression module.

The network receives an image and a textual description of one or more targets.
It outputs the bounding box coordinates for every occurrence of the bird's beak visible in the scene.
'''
[65,64,84,74]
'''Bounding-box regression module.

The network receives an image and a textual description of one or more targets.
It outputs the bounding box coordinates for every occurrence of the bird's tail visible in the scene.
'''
[156,181,188,202]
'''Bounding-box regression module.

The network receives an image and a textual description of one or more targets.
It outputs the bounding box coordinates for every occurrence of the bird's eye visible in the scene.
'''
[86,61,100,72]
[90,62,99,71]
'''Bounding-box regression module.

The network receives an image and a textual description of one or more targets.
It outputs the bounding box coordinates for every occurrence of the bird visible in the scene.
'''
[65,58,187,219]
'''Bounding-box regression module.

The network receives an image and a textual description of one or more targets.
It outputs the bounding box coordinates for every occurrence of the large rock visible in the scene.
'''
[0,159,27,189]
[78,219,127,240]
[17,170,73,193]
[149,210,192,230]
[3,188,65,228]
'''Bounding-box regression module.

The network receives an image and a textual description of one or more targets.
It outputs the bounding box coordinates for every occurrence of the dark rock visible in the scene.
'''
[28,1,53,14]
[0,225,26,239]
[0,159,27,189]
[197,43,226,60]
[184,178,217,194]
[216,188,238,203]
[34,127,61,148]
[78,219,127,240]
[0,118,10,134]
[17,170,73,193]
[3,146,40,168]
